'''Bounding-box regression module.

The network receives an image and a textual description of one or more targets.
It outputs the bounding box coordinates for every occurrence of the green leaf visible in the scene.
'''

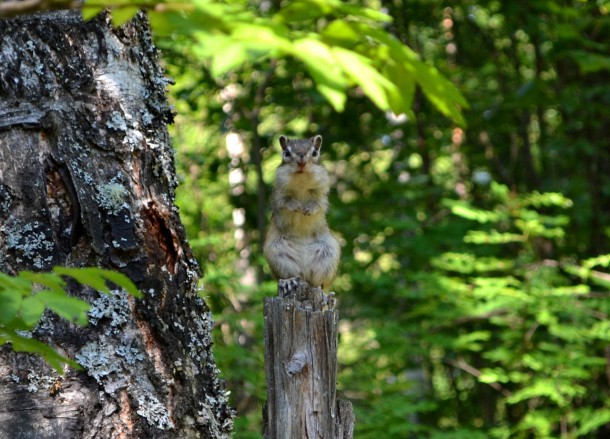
[383,61,416,118]
[275,0,331,22]
[322,20,362,46]
[335,4,392,23]
[292,38,348,111]
[316,83,348,111]
[4,330,80,373]
[569,50,610,74]
[454,330,491,352]
[523,191,573,208]
[293,39,346,88]
[211,42,248,77]
[20,296,46,327]
[582,253,610,270]
[81,5,105,21]
[507,379,570,407]
[230,23,292,53]
[96,270,142,298]
[148,11,178,36]
[349,23,467,124]
[0,272,32,294]
[332,47,395,110]
[464,230,525,244]
[20,271,67,296]
[443,199,500,223]
[53,267,141,298]
[35,290,90,326]
[415,62,467,126]
[588,270,610,290]
[577,408,610,436]
[110,6,140,27]
[54,267,110,294]
[0,289,21,325]
[478,368,510,384]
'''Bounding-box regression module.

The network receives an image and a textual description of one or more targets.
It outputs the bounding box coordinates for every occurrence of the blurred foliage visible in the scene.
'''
[153,0,610,437]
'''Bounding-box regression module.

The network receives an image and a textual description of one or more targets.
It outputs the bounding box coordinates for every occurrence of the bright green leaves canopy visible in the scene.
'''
[82,0,468,124]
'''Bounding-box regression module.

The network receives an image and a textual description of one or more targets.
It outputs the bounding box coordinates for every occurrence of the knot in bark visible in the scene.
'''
[285,351,308,376]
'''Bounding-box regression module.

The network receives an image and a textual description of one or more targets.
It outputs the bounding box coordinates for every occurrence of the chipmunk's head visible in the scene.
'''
[279,135,322,173]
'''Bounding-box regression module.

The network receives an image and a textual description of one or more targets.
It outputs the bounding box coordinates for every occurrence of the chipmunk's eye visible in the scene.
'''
[284,149,292,158]
[312,149,319,158]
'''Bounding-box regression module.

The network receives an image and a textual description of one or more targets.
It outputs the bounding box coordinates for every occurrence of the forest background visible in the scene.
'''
[7,0,606,437]
[160,1,610,437]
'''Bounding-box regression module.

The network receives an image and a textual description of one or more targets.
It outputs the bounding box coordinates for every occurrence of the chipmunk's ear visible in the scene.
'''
[312,135,323,151]
[279,135,288,150]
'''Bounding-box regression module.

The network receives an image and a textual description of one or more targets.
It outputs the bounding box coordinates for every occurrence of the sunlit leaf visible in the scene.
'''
[211,43,248,77]
[322,19,362,47]
[53,267,141,298]
[332,47,395,110]
[230,23,292,53]
[415,63,467,126]
[0,289,21,325]
[289,38,348,110]
[20,271,67,296]
[110,6,139,27]
[96,270,142,298]
[588,270,610,289]
[275,0,331,22]
[582,253,610,270]
[336,4,392,23]
[0,272,32,293]
[54,267,110,294]
[443,200,501,223]
[464,230,525,244]
[3,330,79,373]
[349,22,467,124]
[577,408,610,436]
[35,290,90,326]
[81,6,105,21]
[454,330,491,351]
[20,296,46,327]
[383,61,416,118]
[569,50,610,74]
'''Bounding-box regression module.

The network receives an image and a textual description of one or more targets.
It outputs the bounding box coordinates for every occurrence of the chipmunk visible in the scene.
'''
[263,134,340,299]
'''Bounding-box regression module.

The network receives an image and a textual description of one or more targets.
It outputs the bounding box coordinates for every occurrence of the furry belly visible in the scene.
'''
[276,209,325,238]
[265,233,340,288]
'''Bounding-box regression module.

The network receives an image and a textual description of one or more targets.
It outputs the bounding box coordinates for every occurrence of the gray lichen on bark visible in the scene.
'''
[0,9,233,438]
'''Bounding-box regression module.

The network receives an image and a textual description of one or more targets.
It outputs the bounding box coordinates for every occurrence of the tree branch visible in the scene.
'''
[445,358,512,397]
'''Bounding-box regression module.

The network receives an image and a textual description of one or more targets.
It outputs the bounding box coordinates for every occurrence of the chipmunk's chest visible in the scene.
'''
[285,174,321,200]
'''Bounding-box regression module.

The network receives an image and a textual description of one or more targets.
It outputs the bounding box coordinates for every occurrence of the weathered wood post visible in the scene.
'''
[263,281,354,438]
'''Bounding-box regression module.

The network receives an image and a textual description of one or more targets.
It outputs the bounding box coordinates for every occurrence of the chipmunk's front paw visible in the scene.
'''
[278,277,301,297]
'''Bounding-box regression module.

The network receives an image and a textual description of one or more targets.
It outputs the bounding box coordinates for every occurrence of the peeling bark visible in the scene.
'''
[0,9,233,438]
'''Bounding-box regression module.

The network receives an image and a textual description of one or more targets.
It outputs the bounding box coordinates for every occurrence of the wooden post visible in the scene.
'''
[263,282,354,438]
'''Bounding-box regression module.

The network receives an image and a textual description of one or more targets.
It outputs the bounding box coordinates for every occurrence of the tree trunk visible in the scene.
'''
[263,283,354,438]
[0,9,233,438]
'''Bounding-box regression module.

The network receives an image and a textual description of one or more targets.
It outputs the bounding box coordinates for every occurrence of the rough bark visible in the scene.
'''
[263,283,354,438]
[0,9,233,438]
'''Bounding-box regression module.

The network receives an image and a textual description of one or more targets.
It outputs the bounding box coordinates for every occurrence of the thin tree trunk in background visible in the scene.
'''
[0,9,233,438]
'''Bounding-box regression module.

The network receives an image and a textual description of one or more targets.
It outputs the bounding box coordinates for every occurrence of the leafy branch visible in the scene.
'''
[0,267,140,373]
